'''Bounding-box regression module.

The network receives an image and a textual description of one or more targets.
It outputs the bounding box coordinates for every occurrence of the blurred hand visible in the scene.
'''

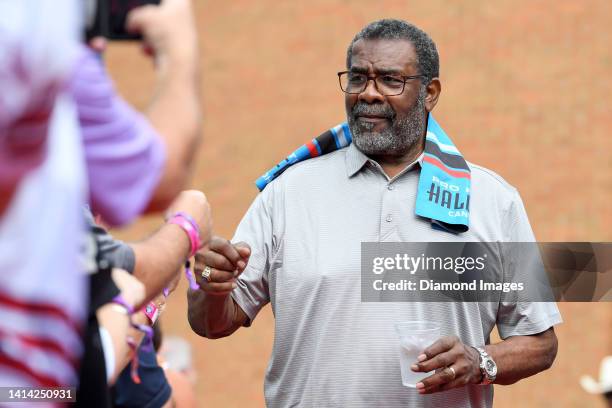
[111,268,146,309]
[166,190,212,250]
[126,0,197,64]
[193,236,251,296]
[87,36,107,53]
[411,335,481,394]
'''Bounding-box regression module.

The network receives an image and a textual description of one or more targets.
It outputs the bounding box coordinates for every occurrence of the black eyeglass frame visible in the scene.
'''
[337,71,426,96]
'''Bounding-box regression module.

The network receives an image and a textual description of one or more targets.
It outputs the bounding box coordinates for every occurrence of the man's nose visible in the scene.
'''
[358,78,385,104]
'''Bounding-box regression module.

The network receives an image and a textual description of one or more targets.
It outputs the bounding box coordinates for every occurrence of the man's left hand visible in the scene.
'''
[411,335,482,394]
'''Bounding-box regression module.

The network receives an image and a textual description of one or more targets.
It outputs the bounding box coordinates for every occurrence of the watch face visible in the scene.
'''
[485,359,497,376]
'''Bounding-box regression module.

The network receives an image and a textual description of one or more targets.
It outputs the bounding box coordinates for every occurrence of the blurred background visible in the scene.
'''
[109,0,611,406]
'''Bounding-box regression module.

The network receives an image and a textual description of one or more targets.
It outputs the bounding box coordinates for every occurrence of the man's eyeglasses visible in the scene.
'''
[337,71,425,96]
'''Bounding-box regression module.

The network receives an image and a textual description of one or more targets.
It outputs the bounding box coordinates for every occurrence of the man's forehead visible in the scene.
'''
[349,38,417,72]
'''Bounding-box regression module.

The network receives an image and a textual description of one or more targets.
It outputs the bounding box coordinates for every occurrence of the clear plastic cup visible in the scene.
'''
[394,321,441,387]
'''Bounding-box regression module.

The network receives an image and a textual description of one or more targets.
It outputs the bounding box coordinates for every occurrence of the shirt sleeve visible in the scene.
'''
[84,208,136,273]
[70,46,166,227]
[230,186,277,326]
[496,189,563,339]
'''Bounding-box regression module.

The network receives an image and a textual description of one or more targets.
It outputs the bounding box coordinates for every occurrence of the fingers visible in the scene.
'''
[193,237,251,295]
[200,250,236,273]
[124,0,196,61]
[125,5,158,35]
[420,336,458,362]
[209,237,244,268]
[194,265,236,296]
[88,37,107,53]
[416,365,470,394]
[418,366,456,388]
[204,266,234,284]
[234,242,251,259]
[201,280,236,295]
[194,238,249,273]
[411,336,480,394]
[412,349,456,373]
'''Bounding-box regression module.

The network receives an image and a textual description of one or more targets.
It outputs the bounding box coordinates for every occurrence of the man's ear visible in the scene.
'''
[425,78,441,112]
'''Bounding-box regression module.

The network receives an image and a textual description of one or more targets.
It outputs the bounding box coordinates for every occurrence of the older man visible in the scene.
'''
[188,19,561,407]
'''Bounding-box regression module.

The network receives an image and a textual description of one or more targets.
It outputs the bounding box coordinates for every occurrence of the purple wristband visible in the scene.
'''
[184,260,199,291]
[111,295,134,315]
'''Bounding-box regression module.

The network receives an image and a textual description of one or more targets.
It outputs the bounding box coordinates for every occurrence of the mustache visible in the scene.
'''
[351,102,395,119]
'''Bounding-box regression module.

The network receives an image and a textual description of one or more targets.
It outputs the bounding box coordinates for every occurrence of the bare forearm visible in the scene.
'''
[187,290,241,339]
[146,54,201,210]
[96,305,131,385]
[113,311,150,377]
[130,223,191,306]
[487,328,558,385]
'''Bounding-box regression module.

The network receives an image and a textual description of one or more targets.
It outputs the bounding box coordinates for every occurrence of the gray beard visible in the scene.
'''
[348,89,427,157]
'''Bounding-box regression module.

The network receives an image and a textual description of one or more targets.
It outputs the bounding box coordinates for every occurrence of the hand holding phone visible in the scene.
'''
[125,0,198,65]
[86,0,162,41]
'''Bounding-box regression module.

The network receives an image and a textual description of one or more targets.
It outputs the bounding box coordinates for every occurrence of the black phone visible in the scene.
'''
[85,0,161,41]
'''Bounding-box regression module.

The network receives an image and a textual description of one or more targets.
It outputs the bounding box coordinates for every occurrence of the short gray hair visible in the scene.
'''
[346,19,439,84]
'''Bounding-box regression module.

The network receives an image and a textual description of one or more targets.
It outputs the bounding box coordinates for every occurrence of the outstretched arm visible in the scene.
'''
[130,190,212,307]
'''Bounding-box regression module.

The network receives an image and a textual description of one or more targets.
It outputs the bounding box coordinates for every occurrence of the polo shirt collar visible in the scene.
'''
[345,142,424,179]
[345,143,370,177]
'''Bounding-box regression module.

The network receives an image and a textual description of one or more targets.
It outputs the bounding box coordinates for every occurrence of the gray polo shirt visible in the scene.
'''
[231,143,562,408]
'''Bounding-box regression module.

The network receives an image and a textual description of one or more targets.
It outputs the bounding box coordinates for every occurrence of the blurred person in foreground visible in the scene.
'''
[0,0,202,225]
[188,19,561,407]
[0,0,89,392]
[0,0,201,395]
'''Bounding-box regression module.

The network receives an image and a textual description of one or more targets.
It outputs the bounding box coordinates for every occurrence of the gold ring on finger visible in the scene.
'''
[446,366,456,380]
[201,266,212,283]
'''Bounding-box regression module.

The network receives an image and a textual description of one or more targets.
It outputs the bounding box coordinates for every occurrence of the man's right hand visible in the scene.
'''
[194,236,251,296]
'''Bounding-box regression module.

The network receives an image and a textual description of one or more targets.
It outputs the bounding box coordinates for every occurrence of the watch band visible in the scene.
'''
[473,346,497,385]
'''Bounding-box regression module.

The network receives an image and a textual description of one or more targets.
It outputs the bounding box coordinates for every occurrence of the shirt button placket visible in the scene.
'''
[385,184,394,223]
[380,182,395,238]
